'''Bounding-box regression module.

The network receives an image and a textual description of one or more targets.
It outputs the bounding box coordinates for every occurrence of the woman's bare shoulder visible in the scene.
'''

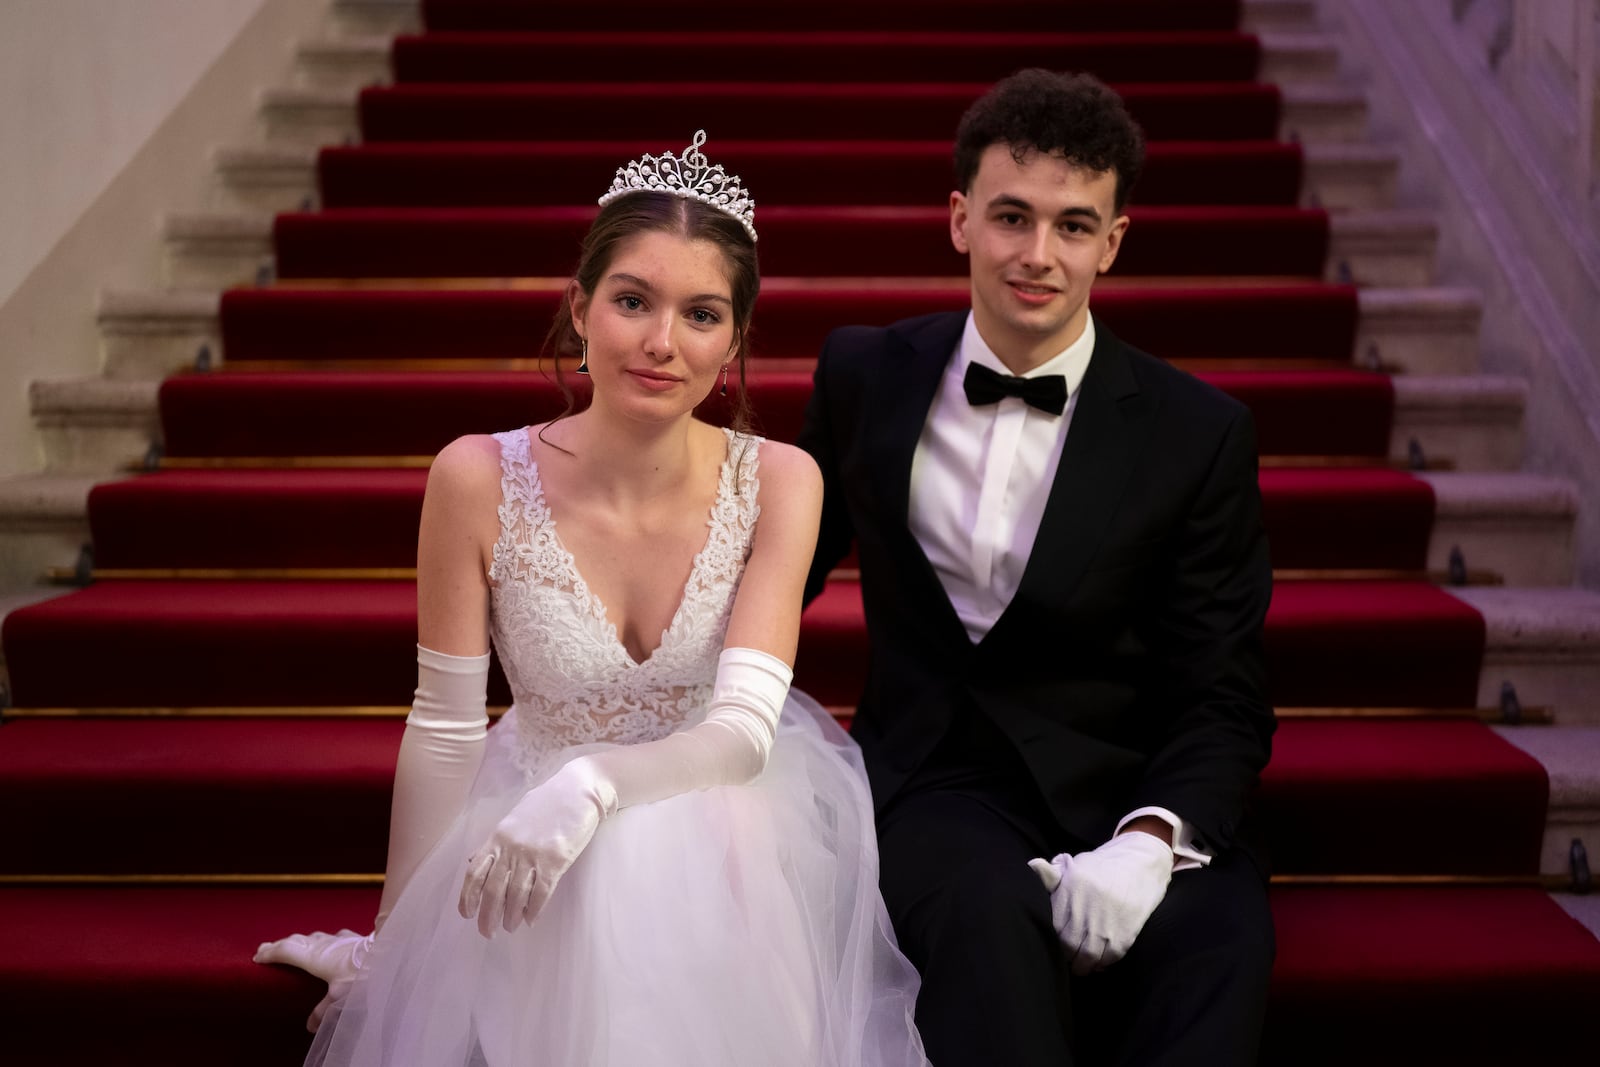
[751,439,822,514]
[427,433,507,503]
[753,439,821,492]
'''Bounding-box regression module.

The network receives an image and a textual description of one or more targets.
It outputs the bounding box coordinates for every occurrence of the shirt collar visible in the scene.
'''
[956,311,1096,399]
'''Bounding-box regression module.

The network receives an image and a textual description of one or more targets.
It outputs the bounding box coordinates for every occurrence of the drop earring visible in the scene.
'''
[577,337,589,375]
[720,363,729,397]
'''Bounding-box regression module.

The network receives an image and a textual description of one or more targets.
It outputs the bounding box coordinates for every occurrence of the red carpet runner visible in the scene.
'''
[3,2,1597,1064]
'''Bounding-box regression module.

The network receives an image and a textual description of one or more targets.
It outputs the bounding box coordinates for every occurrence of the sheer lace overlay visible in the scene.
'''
[487,427,760,770]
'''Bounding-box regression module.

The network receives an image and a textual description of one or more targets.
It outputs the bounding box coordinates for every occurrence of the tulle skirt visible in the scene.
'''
[308,690,928,1067]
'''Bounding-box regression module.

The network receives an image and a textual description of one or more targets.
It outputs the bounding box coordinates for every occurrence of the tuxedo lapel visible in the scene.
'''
[993,322,1153,634]
[867,312,965,530]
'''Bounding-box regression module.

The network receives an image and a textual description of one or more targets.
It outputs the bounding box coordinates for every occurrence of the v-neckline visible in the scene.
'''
[521,426,735,669]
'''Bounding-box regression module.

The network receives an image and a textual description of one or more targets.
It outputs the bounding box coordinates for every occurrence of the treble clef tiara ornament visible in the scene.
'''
[597,130,757,242]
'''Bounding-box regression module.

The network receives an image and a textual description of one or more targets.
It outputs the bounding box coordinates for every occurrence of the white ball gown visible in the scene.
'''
[306,427,928,1067]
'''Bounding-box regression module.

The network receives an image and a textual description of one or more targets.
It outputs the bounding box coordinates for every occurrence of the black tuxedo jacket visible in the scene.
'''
[797,311,1275,856]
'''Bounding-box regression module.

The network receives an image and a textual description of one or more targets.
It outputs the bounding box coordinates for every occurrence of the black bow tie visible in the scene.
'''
[962,362,1068,416]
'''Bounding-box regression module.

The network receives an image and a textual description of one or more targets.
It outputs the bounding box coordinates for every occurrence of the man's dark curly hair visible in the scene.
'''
[953,69,1146,212]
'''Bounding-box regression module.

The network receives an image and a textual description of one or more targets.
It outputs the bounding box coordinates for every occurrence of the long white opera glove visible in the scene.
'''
[1028,830,1174,976]
[458,646,791,938]
[255,644,491,1031]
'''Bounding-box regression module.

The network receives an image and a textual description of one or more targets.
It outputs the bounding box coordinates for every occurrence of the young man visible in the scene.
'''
[798,70,1276,1065]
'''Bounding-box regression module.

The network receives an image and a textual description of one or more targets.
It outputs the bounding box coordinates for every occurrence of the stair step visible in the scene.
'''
[0,717,1546,876]
[1453,587,1600,726]
[293,31,1345,93]
[1244,0,1320,33]
[0,884,1593,1066]
[96,288,221,381]
[1262,886,1600,1064]
[0,476,107,591]
[256,81,1369,150]
[348,81,1291,142]
[1326,209,1437,286]
[405,0,1314,34]
[95,283,1475,378]
[21,369,1535,512]
[166,205,1412,286]
[312,140,1309,209]
[385,31,1274,87]
[161,212,273,290]
[218,138,1396,217]
[1493,725,1600,879]
[153,367,1396,462]
[78,466,1438,573]
[1257,33,1342,84]
[293,35,392,92]
[398,32,1272,86]
[1355,286,1481,375]
[1390,375,1524,470]
[1421,473,1577,586]
[1279,83,1368,143]
[0,578,1488,710]
[330,0,419,37]
[0,886,371,1067]
[27,378,160,475]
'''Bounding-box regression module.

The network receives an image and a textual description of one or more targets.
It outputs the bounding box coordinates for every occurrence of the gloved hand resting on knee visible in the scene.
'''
[1029,829,1174,976]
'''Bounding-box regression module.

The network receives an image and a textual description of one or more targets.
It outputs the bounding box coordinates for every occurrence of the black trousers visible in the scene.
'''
[875,708,1274,1067]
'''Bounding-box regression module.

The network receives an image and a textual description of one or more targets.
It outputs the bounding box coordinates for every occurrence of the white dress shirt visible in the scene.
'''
[907,311,1210,869]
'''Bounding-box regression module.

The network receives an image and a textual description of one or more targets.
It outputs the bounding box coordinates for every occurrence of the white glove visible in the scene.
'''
[253,929,373,1032]
[255,645,490,1026]
[1028,830,1174,976]
[459,646,791,937]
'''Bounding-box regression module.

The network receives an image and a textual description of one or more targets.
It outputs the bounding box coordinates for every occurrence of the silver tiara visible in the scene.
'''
[597,130,757,242]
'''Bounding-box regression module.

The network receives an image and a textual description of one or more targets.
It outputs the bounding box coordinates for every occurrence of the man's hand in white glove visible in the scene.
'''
[254,928,373,1032]
[1028,830,1174,976]
[458,757,616,938]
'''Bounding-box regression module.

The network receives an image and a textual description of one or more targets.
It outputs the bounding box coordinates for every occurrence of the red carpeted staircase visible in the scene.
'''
[3,1,1599,1064]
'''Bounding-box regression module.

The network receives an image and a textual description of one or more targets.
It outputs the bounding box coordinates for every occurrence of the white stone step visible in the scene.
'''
[1302,143,1398,212]
[211,144,319,215]
[1356,287,1480,375]
[329,0,419,38]
[159,208,1437,292]
[260,87,358,148]
[1245,0,1320,33]
[1451,587,1600,727]
[0,476,109,591]
[260,84,1373,150]
[1492,725,1600,882]
[1390,375,1524,471]
[28,378,161,476]
[1327,210,1437,287]
[1422,473,1577,586]
[1280,84,1368,143]
[209,141,1401,216]
[293,36,392,92]
[161,212,274,290]
[1258,33,1342,85]
[97,289,222,381]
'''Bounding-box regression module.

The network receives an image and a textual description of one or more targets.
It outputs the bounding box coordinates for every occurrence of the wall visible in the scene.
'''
[0,0,330,478]
[1324,0,1600,587]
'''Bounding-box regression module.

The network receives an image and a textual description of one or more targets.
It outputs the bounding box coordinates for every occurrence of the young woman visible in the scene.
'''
[256,134,928,1067]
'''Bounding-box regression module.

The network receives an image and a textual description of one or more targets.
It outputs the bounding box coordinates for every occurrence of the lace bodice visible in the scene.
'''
[487,426,761,770]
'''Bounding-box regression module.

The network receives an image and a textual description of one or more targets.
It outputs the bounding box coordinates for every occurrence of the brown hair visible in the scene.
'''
[540,191,760,447]
[953,69,1146,213]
